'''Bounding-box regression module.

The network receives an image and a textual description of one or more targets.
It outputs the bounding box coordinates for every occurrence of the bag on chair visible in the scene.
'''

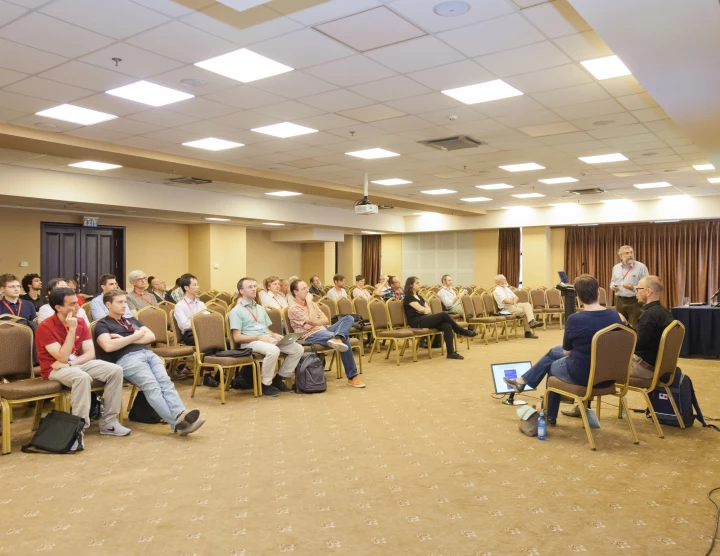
[21,410,85,454]
[128,391,163,424]
[294,346,326,394]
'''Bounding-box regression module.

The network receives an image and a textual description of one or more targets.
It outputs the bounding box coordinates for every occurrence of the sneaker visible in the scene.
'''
[561,405,582,418]
[178,418,206,437]
[203,374,219,388]
[327,338,348,352]
[529,320,543,329]
[447,352,464,360]
[261,384,280,397]
[525,331,539,339]
[100,421,131,437]
[348,376,366,388]
[175,408,201,432]
[70,432,84,452]
[271,375,292,393]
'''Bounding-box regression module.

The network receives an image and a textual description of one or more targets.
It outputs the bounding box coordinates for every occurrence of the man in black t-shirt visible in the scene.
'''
[20,273,45,312]
[93,289,205,436]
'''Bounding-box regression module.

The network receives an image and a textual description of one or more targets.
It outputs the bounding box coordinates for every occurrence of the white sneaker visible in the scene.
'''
[100,421,131,436]
[327,338,348,353]
[178,418,206,437]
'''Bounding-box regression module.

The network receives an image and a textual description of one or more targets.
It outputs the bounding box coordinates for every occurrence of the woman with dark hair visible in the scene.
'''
[503,274,623,425]
[402,276,476,360]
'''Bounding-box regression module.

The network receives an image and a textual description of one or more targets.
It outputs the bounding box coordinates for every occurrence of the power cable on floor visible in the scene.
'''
[704,487,720,555]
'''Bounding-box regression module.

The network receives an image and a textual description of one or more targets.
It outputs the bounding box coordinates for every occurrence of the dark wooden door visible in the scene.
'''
[81,228,115,294]
[41,227,81,286]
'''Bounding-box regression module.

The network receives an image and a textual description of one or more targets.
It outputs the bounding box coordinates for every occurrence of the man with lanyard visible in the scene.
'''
[437,274,466,316]
[90,274,133,320]
[610,245,648,327]
[94,289,205,436]
[228,277,303,397]
[0,273,37,325]
[125,270,158,318]
[20,273,45,312]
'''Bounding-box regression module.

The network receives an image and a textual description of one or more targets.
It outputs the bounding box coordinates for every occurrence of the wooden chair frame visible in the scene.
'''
[366,299,415,366]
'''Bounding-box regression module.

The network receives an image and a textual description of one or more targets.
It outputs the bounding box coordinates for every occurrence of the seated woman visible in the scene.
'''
[503,274,623,425]
[402,276,476,360]
[258,276,288,310]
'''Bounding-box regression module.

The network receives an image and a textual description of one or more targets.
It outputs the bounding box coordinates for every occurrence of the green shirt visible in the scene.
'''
[228,298,272,337]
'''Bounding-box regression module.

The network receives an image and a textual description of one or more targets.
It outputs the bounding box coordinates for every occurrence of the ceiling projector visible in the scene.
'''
[354,173,379,215]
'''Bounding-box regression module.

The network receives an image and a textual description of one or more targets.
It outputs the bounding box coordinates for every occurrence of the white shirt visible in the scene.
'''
[258,289,288,309]
[437,286,460,310]
[37,304,90,325]
[173,296,207,333]
[326,287,347,301]
[493,286,517,310]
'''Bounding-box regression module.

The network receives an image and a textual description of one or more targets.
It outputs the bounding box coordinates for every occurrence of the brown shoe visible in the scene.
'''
[348,376,366,388]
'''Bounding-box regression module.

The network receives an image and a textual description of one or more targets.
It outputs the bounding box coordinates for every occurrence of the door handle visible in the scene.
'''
[75,273,81,292]
[81,273,87,290]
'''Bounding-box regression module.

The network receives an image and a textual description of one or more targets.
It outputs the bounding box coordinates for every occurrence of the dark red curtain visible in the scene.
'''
[498,228,521,287]
[361,235,382,285]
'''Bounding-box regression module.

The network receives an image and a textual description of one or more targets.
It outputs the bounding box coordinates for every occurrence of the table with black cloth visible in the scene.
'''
[671,306,720,357]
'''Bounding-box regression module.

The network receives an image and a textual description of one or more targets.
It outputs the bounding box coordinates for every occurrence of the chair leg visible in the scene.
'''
[336,353,342,380]
[357,347,363,375]
[395,340,401,366]
[254,361,261,398]
[368,339,378,363]
[595,396,602,419]
[218,367,226,404]
[1,399,11,455]
[640,390,664,438]
[578,403,597,450]
[32,400,44,431]
[663,385,685,428]
[620,396,639,445]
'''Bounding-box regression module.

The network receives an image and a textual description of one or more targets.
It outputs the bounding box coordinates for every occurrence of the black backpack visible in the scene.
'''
[294,346,326,394]
[22,410,84,454]
[128,391,163,424]
[648,369,719,431]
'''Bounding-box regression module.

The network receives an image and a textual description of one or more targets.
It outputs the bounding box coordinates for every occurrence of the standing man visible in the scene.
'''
[20,273,45,312]
[229,278,304,397]
[437,275,466,315]
[610,245,648,327]
[125,270,158,317]
[326,274,348,301]
[89,274,133,320]
[493,274,541,339]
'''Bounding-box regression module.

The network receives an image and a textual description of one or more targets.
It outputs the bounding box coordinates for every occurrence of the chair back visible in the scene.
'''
[312,294,322,303]
[461,296,476,319]
[353,297,370,322]
[281,307,293,334]
[529,289,547,311]
[198,292,214,303]
[265,307,283,335]
[515,289,529,303]
[137,306,170,344]
[598,287,607,307]
[545,288,563,309]
[473,287,486,296]
[84,302,94,323]
[652,321,685,389]
[190,311,227,353]
[0,322,33,378]
[319,298,337,319]
[318,303,332,322]
[207,300,228,317]
[322,285,332,293]
[471,294,485,317]
[588,324,636,395]
[216,292,233,306]
[367,299,390,332]
[481,292,496,315]
[427,295,443,315]
[386,298,407,328]
[336,297,353,316]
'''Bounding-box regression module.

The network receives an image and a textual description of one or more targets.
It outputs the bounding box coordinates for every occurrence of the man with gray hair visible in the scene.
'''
[610,245,648,326]
[493,274,541,339]
[125,270,158,318]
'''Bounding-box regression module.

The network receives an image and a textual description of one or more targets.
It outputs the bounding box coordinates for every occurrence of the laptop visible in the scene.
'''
[490,361,536,394]
[275,332,305,347]
[558,271,571,285]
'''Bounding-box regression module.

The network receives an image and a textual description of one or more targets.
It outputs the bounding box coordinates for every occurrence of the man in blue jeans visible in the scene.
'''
[288,279,365,388]
[93,289,205,436]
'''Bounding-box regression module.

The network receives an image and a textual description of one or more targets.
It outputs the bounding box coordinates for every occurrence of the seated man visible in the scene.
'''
[94,290,205,436]
[149,277,168,303]
[308,275,323,296]
[326,274,348,301]
[20,273,45,312]
[38,278,90,324]
[375,275,404,300]
[493,274,541,339]
[437,274,466,315]
[89,274,132,321]
[289,280,365,388]
[503,274,623,425]
[36,286,129,449]
[279,278,293,306]
[66,278,86,306]
[1,273,37,324]
[125,270,158,317]
[229,277,304,397]
[352,275,371,300]
[258,276,288,309]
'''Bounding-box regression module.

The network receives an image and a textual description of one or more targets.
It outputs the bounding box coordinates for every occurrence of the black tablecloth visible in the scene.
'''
[671,306,720,357]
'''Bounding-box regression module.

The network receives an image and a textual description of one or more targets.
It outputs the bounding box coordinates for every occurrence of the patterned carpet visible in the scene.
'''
[1,329,719,556]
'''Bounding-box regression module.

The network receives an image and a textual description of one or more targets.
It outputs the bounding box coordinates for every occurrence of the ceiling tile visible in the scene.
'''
[521,0,591,38]
[39,61,134,92]
[252,28,355,69]
[0,13,114,58]
[538,131,595,145]
[0,67,27,88]
[350,76,430,102]
[337,104,406,123]
[182,11,302,45]
[632,107,669,123]
[365,36,465,73]
[0,0,27,26]
[4,76,95,103]
[553,99,625,120]
[174,119,252,138]
[251,71,337,99]
[389,0,514,32]
[473,95,546,118]
[505,64,592,93]
[587,123,649,140]
[40,0,169,39]
[80,43,185,79]
[127,21,237,64]
[0,38,67,74]
[0,89,54,112]
[496,109,564,128]
[385,92,461,114]
[531,82,610,108]
[326,122,390,139]
[298,89,374,112]
[218,110,281,130]
[408,60,494,91]
[571,112,638,130]
[444,118,509,136]
[475,41,571,78]
[95,117,162,135]
[74,93,147,117]
[205,85,287,109]
[252,100,326,120]
[7,112,81,131]
[164,97,238,119]
[126,108,200,128]
[296,112,368,131]
[520,122,579,137]
[599,75,645,97]
[437,14,545,57]
[554,31,613,62]
[129,0,195,17]
[281,0,381,26]
[305,55,396,87]
[142,128,205,144]
[419,106,485,126]
[149,65,241,97]
[602,133,660,147]
[370,115,437,133]
[616,93,658,111]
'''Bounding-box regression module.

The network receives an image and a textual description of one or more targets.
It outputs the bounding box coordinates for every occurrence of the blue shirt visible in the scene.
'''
[562,309,623,384]
[89,293,132,320]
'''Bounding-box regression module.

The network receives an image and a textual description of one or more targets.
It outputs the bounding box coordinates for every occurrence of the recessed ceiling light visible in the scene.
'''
[499,163,545,172]
[579,153,628,164]
[708,177,720,184]
[217,0,271,12]
[106,81,194,107]
[477,183,513,190]
[460,196,492,202]
[346,148,400,159]
[182,137,244,151]
[371,178,412,186]
[195,48,293,83]
[262,222,285,226]
[442,79,523,105]
[252,122,318,138]
[633,181,672,189]
[266,191,302,197]
[180,78,207,88]
[539,177,578,184]
[434,1,471,17]
[205,217,231,222]
[653,220,681,223]
[68,161,122,171]
[694,164,715,171]
[36,104,117,125]
[512,193,545,198]
[421,189,456,195]
[581,55,631,80]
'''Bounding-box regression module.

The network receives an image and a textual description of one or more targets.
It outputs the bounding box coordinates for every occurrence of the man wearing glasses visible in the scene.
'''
[610,245,648,326]
[125,270,158,318]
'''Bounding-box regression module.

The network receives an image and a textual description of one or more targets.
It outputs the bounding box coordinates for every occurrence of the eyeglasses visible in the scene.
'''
[636,287,647,291]
[135,277,147,281]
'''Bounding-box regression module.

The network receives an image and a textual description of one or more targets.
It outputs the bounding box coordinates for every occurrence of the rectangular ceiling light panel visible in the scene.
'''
[442,80,523,105]
[36,104,117,125]
[579,153,628,164]
[499,163,545,172]
[252,122,318,138]
[106,81,193,107]
[346,148,400,159]
[195,48,293,83]
[539,177,578,184]
[581,55,631,80]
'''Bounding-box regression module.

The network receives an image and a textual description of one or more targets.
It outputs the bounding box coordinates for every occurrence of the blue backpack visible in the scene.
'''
[648,369,719,431]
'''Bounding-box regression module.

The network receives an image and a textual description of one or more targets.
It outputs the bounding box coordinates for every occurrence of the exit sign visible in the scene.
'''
[83,216,99,227]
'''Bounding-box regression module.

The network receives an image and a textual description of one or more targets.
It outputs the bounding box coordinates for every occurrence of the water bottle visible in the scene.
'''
[537,412,547,441]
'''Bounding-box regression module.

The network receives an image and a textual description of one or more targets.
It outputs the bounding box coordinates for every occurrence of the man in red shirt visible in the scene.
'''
[36,286,129,450]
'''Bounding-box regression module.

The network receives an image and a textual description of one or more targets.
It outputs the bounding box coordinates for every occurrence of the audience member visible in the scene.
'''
[149,277,168,303]
[39,278,90,324]
[66,278,86,306]
[1,273,37,325]
[20,273,45,312]
[437,274,465,315]
[89,274,132,320]
[403,277,476,360]
[289,280,365,388]
[308,275,323,296]
[326,274,348,301]
[503,274,623,425]
[376,275,404,300]
[352,275,371,300]
[610,245,649,327]
[169,278,184,303]
[493,274,541,339]
[125,270,158,317]
[229,278,303,397]
[279,278,293,306]
[94,290,205,436]
[258,276,288,309]
[36,287,129,450]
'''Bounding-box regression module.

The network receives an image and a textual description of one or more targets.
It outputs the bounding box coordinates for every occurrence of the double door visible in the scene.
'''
[40,223,125,294]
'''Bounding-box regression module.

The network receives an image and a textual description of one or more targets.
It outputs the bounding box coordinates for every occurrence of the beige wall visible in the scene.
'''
[550,227,565,284]
[245,229,303,282]
[208,224,246,293]
[522,226,551,288]
[337,235,362,281]
[473,229,498,287]
[381,234,402,278]
[300,242,335,286]
[188,224,211,290]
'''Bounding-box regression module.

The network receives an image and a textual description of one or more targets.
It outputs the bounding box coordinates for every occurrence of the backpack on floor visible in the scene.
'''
[648,369,720,431]
[294,346,326,394]
[231,365,255,390]
[21,410,84,454]
[128,391,163,424]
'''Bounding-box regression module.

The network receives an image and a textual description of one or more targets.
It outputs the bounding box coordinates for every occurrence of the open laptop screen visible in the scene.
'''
[558,271,570,284]
[490,361,536,394]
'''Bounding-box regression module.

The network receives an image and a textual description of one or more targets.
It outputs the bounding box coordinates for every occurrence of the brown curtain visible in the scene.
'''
[498,228,521,287]
[564,220,720,308]
[361,235,382,285]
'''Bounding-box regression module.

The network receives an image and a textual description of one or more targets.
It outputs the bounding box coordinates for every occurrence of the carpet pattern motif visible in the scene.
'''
[1,330,718,555]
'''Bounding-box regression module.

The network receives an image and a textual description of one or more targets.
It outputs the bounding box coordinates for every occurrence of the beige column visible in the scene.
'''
[380,234,402,278]
[301,242,336,286]
[338,235,362,280]
[188,224,246,293]
[473,229,499,288]
[522,226,552,288]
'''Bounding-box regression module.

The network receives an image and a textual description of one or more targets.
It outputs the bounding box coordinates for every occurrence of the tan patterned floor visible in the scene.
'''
[1,328,719,556]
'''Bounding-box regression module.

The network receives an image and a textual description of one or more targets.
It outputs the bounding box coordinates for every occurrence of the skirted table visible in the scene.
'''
[671,306,720,357]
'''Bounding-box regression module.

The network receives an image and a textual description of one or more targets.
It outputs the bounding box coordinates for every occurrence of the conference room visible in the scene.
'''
[1,0,719,554]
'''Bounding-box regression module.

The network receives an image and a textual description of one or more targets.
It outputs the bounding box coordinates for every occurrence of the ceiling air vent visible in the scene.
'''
[566,188,605,195]
[167,177,212,185]
[419,135,486,152]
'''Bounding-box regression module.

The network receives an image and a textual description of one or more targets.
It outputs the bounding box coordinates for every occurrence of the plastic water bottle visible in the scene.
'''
[537,412,547,441]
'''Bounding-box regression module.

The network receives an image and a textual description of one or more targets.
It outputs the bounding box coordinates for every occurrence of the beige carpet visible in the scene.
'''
[2,329,719,555]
